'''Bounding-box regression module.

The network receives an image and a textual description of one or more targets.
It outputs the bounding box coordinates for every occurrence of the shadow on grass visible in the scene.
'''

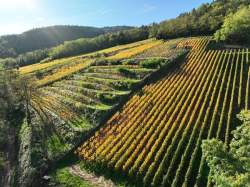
[79,160,140,187]
[47,153,138,187]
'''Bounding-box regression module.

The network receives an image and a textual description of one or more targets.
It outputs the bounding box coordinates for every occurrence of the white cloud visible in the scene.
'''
[142,3,157,13]
[99,9,112,16]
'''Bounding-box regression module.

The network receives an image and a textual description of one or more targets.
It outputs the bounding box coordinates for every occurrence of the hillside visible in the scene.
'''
[1,1,250,187]
[151,0,250,39]
[12,38,189,186]
[1,35,249,187]
[75,37,250,187]
[0,25,133,58]
[8,36,248,187]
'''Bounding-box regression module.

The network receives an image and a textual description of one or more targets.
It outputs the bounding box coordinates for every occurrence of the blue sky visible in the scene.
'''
[0,0,212,36]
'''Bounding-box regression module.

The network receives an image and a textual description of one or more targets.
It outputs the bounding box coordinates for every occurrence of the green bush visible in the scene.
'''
[118,67,136,78]
[35,70,44,79]
[111,80,136,90]
[122,59,137,65]
[202,110,250,187]
[140,59,165,69]
[98,93,119,104]
[108,60,121,66]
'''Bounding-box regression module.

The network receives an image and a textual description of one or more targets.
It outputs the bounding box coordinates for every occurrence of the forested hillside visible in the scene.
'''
[0,25,133,58]
[150,0,250,39]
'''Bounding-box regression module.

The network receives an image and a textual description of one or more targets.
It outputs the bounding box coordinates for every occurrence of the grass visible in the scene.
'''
[48,153,135,187]
[49,154,94,187]
[69,117,96,130]
[50,167,94,187]
[46,135,70,159]
[79,161,137,187]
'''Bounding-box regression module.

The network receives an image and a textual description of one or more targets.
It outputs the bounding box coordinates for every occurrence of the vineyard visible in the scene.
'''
[26,38,188,158]
[19,39,159,80]
[76,37,250,187]
[32,38,186,123]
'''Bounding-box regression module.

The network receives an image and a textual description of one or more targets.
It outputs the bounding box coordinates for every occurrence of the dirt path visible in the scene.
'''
[68,165,116,187]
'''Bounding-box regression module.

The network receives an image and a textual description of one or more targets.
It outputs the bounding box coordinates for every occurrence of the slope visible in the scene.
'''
[76,37,250,187]
[17,38,189,186]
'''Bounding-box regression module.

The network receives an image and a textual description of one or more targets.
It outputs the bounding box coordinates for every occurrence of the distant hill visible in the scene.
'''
[0,25,134,58]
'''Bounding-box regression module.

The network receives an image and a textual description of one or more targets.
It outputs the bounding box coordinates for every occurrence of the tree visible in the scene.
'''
[214,6,250,44]
[202,110,250,187]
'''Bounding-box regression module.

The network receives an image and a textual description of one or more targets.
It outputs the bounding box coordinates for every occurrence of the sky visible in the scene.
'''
[0,0,212,36]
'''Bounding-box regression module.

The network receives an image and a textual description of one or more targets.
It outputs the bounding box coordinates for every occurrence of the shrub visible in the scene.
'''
[122,59,137,65]
[98,93,119,104]
[118,67,136,78]
[35,70,44,79]
[139,59,165,69]
[111,80,135,90]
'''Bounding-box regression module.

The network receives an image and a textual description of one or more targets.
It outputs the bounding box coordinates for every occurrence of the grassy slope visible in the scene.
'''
[50,167,93,187]
[48,155,94,187]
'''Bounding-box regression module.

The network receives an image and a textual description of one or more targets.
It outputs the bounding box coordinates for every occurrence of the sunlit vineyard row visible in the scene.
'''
[76,38,250,187]
[21,39,163,87]
[17,38,190,160]
[28,38,187,125]
[20,39,157,75]
[107,40,163,60]
[37,47,179,122]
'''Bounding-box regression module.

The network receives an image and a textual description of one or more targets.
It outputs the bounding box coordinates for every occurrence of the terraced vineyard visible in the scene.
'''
[76,37,250,187]
[26,38,188,158]
[20,39,162,86]
[39,62,153,122]
[33,38,186,123]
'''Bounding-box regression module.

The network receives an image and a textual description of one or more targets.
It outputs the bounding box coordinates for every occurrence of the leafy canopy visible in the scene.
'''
[202,110,250,187]
[214,6,250,44]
